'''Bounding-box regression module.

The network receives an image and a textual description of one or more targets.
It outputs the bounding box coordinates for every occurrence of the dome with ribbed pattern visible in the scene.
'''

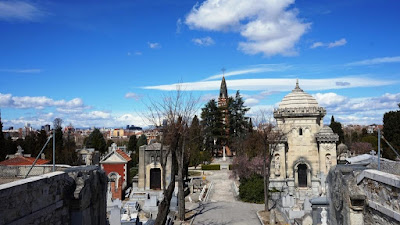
[278,80,319,109]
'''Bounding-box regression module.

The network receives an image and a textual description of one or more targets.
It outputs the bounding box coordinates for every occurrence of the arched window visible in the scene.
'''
[298,164,307,187]
[299,128,303,136]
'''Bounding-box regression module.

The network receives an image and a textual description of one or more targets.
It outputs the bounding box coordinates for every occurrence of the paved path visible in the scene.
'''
[193,170,263,225]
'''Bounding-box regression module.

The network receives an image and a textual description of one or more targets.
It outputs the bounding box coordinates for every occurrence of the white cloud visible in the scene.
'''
[192,36,215,46]
[310,42,324,49]
[346,56,400,66]
[125,92,143,101]
[313,93,347,107]
[310,38,347,49]
[0,1,44,22]
[135,51,142,56]
[0,68,42,73]
[245,98,260,106]
[0,93,85,110]
[314,92,400,125]
[176,18,182,33]
[185,0,310,56]
[328,38,347,48]
[148,42,161,49]
[143,77,395,92]
[203,64,289,81]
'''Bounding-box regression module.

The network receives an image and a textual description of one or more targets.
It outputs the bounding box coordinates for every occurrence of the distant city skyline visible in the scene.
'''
[1,0,399,128]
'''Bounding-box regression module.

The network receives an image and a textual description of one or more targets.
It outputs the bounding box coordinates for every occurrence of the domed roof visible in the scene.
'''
[318,126,334,134]
[337,143,348,151]
[279,80,319,109]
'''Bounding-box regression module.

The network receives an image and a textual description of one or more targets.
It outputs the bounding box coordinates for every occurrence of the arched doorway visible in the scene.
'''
[298,164,308,187]
[150,168,161,190]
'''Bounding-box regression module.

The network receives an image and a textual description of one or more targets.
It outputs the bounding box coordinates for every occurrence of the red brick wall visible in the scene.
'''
[102,163,126,200]
[103,164,125,183]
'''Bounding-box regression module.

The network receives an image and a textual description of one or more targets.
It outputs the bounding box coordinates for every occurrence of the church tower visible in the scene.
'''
[218,76,228,108]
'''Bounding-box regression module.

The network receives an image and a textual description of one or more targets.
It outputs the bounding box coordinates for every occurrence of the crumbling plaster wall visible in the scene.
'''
[0,166,107,225]
[327,165,400,225]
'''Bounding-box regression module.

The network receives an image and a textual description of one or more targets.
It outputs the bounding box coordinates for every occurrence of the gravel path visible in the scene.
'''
[193,170,263,225]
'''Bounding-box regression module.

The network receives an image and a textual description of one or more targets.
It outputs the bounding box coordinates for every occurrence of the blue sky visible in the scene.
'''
[0,0,399,128]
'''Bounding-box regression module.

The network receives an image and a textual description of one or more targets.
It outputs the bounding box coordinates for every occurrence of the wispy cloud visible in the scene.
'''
[148,42,161,49]
[0,68,42,73]
[310,38,347,49]
[0,1,45,22]
[203,64,289,81]
[192,36,215,46]
[143,77,396,92]
[176,18,182,34]
[346,56,400,66]
[125,92,143,101]
[328,38,347,48]
[185,0,310,56]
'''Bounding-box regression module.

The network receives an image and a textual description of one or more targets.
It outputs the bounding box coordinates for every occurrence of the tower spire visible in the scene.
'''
[219,68,228,98]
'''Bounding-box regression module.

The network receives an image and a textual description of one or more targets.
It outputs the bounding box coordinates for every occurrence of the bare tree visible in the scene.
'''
[254,110,285,211]
[144,87,199,223]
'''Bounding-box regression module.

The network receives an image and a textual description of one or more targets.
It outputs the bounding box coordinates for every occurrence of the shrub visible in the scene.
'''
[239,174,264,203]
[201,164,220,170]
[229,164,233,170]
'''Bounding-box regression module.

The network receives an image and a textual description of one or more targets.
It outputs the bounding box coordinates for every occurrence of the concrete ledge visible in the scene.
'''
[256,210,265,225]
[356,169,400,187]
[367,199,400,222]
[0,171,65,190]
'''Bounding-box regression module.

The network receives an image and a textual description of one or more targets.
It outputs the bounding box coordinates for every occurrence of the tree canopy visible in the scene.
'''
[329,116,344,143]
[383,104,400,159]
[85,128,106,154]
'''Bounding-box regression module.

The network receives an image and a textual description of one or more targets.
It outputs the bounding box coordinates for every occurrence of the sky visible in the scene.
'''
[0,0,400,129]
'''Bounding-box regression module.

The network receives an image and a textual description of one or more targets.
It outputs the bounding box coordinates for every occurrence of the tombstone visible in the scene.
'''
[109,199,122,225]
[282,194,295,208]
[304,196,312,211]
[302,213,313,225]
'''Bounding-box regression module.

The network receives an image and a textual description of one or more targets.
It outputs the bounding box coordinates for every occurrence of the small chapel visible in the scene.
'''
[270,80,339,221]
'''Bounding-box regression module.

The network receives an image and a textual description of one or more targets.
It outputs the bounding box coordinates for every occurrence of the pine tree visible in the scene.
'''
[85,128,106,154]
[136,134,147,151]
[329,115,344,143]
[201,99,224,155]
[228,90,250,154]
[383,103,400,159]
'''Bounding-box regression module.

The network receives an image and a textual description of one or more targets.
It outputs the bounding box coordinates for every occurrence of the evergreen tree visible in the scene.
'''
[128,135,139,167]
[329,116,344,143]
[128,135,137,152]
[383,103,400,159]
[201,99,224,155]
[85,128,106,154]
[187,115,206,167]
[228,90,250,154]
[136,134,147,151]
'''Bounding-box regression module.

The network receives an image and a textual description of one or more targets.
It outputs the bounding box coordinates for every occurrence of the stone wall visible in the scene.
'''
[0,165,71,178]
[327,165,400,225]
[0,166,108,225]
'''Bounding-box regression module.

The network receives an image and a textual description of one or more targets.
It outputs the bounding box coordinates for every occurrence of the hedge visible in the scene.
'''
[239,174,264,203]
[201,164,220,170]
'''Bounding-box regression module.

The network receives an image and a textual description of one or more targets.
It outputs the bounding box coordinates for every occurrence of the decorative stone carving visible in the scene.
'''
[275,154,281,176]
[326,154,332,172]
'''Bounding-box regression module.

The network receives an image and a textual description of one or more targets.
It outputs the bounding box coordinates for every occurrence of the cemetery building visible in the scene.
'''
[271,80,339,222]
[100,143,131,200]
[138,142,172,190]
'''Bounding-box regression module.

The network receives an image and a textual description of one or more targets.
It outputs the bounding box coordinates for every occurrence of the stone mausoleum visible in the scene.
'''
[271,80,339,222]
[138,142,172,190]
